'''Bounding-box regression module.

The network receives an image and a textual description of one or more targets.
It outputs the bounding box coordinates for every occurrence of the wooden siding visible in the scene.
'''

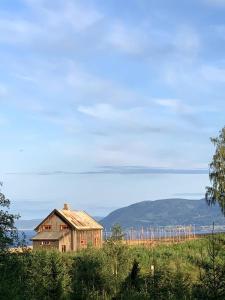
[33,213,72,252]
[58,232,72,252]
[38,214,68,232]
[76,229,102,250]
[33,240,59,250]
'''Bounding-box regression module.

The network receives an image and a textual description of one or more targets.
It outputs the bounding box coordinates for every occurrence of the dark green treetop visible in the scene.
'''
[110,223,124,241]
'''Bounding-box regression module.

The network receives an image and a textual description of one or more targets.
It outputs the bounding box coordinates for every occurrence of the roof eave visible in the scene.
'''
[75,227,103,230]
[31,238,59,241]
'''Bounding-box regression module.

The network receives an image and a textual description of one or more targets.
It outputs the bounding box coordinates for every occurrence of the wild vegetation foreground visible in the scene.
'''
[1,235,225,300]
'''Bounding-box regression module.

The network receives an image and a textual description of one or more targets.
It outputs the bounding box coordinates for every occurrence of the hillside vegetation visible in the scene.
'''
[101,198,225,229]
[2,235,225,299]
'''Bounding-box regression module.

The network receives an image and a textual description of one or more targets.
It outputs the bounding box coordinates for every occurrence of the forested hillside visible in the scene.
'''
[101,199,225,229]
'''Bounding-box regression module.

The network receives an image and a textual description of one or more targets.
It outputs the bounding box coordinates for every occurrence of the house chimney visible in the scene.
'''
[63,203,69,210]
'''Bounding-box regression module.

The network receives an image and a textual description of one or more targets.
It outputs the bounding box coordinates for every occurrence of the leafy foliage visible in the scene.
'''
[193,233,225,300]
[71,248,108,299]
[110,224,124,241]
[0,182,21,251]
[0,250,72,300]
[206,126,225,215]
[1,236,225,299]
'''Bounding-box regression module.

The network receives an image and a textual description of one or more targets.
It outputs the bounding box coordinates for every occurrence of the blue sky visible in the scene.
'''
[0,0,225,219]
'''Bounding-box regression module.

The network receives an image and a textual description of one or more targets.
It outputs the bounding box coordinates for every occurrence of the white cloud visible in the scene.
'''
[78,103,140,122]
[0,0,103,47]
[213,24,225,39]
[29,0,103,32]
[0,114,9,125]
[174,27,200,57]
[0,18,41,44]
[76,102,191,137]
[78,103,116,120]
[204,0,225,6]
[200,65,225,82]
[155,99,193,114]
[67,66,138,104]
[155,99,180,108]
[105,20,201,64]
[0,84,7,97]
[106,22,148,54]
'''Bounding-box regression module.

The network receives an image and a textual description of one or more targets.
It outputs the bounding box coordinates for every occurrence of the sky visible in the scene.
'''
[1,0,225,219]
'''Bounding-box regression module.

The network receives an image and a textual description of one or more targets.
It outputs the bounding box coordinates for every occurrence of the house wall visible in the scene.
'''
[71,230,77,251]
[76,229,102,250]
[58,232,72,252]
[34,213,72,252]
[38,214,68,232]
[33,240,59,250]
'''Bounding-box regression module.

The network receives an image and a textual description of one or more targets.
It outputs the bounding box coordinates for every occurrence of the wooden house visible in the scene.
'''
[32,203,103,252]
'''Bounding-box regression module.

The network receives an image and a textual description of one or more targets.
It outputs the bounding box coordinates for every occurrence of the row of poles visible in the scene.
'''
[104,225,196,244]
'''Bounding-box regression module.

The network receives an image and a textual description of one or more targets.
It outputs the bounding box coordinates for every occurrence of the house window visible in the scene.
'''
[60,224,69,230]
[43,225,52,231]
[62,245,66,252]
[40,241,51,245]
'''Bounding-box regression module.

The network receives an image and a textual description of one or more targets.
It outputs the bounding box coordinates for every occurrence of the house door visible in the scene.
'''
[62,245,66,252]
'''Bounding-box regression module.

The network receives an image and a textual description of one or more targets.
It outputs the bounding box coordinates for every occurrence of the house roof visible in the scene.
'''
[31,231,66,241]
[57,209,103,230]
[34,207,103,231]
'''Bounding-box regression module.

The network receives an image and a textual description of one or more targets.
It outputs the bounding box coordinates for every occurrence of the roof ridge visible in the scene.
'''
[35,208,103,231]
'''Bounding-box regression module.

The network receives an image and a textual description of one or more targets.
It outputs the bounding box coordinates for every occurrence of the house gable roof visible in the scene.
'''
[34,209,72,231]
[57,209,103,230]
[34,208,103,231]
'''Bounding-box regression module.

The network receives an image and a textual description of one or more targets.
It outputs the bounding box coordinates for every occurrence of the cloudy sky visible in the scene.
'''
[1,0,225,219]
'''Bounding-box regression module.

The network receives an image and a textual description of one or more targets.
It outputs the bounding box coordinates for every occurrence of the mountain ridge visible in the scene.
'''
[100,198,225,229]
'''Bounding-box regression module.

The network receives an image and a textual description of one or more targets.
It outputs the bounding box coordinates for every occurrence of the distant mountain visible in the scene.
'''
[15,219,42,230]
[100,199,225,230]
[93,216,103,222]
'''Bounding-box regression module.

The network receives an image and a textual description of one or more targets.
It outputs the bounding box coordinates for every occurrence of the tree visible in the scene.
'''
[116,260,146,299]
[71,249,107,299]
[0,182,20,251]
[110,224,124,241]
[193,232,225,300]
[25,250,71,300]
[121,259,141,290]
[206,127,225,215]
